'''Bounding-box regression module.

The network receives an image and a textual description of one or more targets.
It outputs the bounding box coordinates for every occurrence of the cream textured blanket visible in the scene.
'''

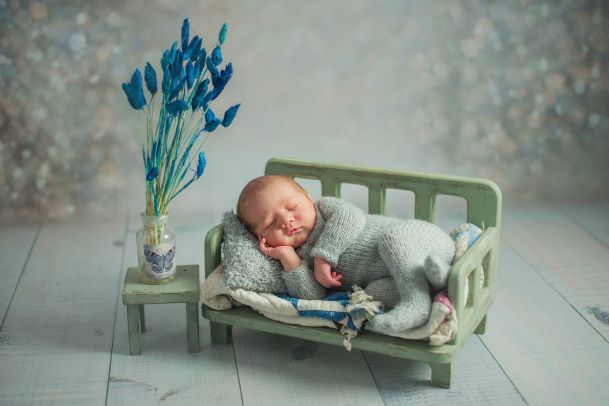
[202,265,458,349]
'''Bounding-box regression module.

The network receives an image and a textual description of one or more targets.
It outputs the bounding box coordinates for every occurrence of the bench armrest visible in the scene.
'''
[204,224,224,278]
[447,227,500,343]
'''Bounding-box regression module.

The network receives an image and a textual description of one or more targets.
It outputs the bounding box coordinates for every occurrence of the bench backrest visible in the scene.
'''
[265,158,502,229]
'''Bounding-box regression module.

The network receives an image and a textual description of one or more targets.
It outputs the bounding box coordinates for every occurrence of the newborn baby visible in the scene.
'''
[237,175,455,332]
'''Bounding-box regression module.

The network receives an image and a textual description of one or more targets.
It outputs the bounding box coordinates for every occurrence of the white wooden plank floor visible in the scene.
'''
[1,203,608,405]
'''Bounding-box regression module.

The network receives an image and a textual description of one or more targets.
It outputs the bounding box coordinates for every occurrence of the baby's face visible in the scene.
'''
[242,180,316,248]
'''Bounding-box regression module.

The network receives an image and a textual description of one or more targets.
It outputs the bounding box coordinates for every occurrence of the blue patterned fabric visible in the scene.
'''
[276,291,371,331]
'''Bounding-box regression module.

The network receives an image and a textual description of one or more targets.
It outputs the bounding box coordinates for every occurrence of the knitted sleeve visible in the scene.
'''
[281,264,327,300]
[310,197,366,266]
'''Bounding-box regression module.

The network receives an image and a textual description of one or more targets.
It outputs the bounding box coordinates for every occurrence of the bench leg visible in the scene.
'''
[186,302,200,353]
[126,305,142,355]
[475,315,487,335]
[139,305,146,333]
[210,321,232,344]
[430,362,453,388]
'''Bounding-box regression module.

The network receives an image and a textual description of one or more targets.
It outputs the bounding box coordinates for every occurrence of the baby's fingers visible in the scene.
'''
[259,238,271,253]
[329,272,342,286]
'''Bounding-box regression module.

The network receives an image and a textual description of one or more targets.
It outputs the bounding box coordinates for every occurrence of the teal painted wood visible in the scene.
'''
[108,216,243,405]
[232,328,385,405]
[202,157,502,388]
[186,302,200,353]
[503,206,609,342]
[0,225,39,326]
[122,265,200,354]
[139,304,146,332]
[0,219,125,404]
[127,305,142,355]
[479,237,609,404]
[122,265,200,305]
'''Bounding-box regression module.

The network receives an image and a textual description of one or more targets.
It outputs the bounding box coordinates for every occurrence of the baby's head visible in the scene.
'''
[237,175,316,248]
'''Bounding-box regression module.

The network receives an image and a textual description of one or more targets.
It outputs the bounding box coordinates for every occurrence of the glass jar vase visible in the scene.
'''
[136,213,177,284]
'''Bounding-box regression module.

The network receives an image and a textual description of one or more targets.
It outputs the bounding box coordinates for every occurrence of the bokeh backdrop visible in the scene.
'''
[1,0,608,221]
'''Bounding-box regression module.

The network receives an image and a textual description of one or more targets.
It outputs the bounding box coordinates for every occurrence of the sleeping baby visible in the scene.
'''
[236,175,455,332]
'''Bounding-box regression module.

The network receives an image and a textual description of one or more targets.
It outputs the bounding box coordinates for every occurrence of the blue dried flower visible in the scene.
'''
[222,104,240,127]
[196,151,206,177]
[171,50,183,77]
[218,23,228,45]
[210,46,223,66]
[167,41,178,65]
[146,167,159,181]
[198,48,207,65]
[206,58,219,80]
[121,68,146,109]
[161,59,171,95]
[181,19,190,52]
[166,99,189,115]
[188,36,202,62]
[144,62,157,95]
[183,35,200,61]
[193,58,202,80]
[204,108,221,132]
[201,89,215,107]
[123,18,241,215]
[211,63,232,100]
[191,78,209,111]
[186,62,194,89]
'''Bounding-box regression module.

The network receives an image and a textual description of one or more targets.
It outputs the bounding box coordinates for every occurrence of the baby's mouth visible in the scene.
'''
[288,227,300,236]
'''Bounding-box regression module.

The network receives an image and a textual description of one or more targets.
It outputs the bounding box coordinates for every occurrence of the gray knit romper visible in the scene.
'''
[282,197,455,332]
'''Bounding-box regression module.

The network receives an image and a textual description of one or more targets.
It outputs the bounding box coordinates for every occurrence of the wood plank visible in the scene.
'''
[558,203,609,247]
[479,240,609,405]
[502,206,609,341]
[232,328,384,406]
[0,217,125,404]
[107,213,242,405]
[364,338,525,405]
[0,224,39,325]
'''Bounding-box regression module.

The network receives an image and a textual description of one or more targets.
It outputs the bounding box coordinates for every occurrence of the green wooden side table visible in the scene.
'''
[122,264,200,355]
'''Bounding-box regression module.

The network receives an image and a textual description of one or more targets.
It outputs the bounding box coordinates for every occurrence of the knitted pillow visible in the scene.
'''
[221,211,288,293]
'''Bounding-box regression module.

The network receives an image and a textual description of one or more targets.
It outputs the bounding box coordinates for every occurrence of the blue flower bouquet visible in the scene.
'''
[122,19,240,283]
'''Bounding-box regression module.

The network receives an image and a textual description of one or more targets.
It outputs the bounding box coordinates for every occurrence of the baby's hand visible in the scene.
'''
[314,256,342,288]
[259,237,290,259]
[259,238,301,271]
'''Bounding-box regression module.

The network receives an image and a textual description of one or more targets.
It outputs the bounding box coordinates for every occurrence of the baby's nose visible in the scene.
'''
[281,217,293,229]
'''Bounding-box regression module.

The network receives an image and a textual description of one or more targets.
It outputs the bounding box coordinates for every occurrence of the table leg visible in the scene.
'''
[186,302,200,353]
[127,305,142,355]
[139,304,146,333]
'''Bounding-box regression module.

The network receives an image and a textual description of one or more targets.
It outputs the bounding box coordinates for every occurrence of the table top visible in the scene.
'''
[122,264,200,305]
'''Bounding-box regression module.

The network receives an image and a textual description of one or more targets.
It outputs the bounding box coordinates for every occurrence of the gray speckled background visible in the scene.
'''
[1,0,608,220]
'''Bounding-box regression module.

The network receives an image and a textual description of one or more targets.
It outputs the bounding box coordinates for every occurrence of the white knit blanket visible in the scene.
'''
[202,265,458,348]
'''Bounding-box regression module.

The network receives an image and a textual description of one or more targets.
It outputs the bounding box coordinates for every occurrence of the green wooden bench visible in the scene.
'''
[201,157,501,388]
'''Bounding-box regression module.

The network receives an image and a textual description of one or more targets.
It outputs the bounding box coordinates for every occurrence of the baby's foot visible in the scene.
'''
[370,301,430,333]
[424,254,451,291]
[370,311,404,333]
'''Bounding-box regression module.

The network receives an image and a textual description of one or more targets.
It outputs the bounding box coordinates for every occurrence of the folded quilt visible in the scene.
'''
[202,265,458,349]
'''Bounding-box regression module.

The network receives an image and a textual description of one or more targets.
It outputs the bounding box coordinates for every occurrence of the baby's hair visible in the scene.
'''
[236,175,306,228]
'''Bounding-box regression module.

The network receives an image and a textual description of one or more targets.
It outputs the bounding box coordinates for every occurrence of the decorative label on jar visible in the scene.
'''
[142,242,176,279]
